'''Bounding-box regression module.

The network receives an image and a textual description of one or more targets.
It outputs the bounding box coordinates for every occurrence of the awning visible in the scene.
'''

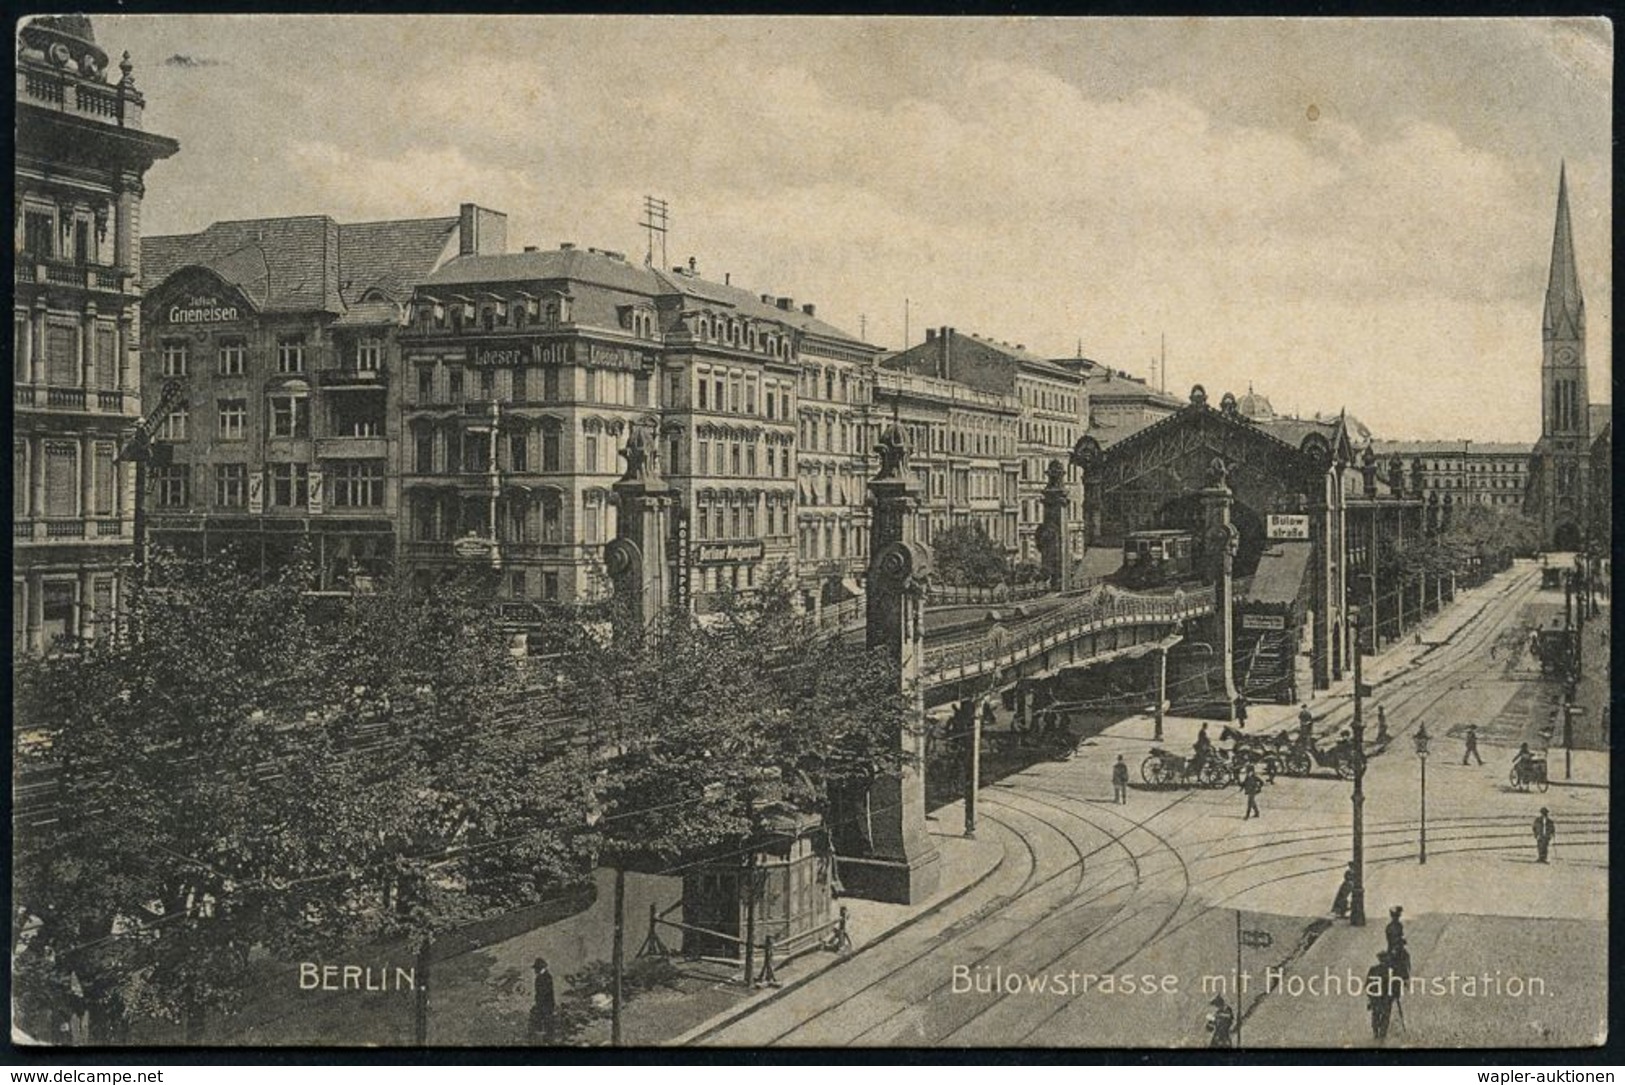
[1243,541,1313,607]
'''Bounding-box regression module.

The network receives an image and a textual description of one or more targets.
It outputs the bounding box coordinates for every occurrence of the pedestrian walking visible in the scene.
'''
[1111,754,1129,804]
[826,905,854,953]
[1385,906,1405,954]
[1331,863,1355,919]
[528,957,556,1045]
[1533,808,1556,863]
[1461,724,1483,765]
[1241,766,1263,820]
[1375,706,1390,746]
[1233,696,1249,729]
[1367,951,1394,1043]
[1205,995,1235,1048]
[1297,704,1315,747]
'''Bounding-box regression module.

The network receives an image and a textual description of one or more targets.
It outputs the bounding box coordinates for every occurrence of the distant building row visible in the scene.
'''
[131,204,1191,611]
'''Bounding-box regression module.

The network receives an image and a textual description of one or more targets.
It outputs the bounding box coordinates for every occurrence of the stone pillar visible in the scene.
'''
[1037,459,1070,592]
[31,301,47,385]
[78,569,98,643]
[604,423,672,631]
[80,435,96,527]
[26,573,44,656]
[80,304,97,391]
[849,420,941,905]
[1201,457,1240,715]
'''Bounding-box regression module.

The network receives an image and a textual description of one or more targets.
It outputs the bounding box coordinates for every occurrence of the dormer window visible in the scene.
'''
[356,339,383,373]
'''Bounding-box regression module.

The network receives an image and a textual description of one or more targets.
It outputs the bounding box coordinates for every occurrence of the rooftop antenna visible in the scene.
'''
[859,313,867,341]
[640,196,669,269]
[904,297,910,348]
[1160,332,1167,393]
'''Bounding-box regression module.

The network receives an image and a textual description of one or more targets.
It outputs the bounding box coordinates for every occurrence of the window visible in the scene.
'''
[542,572,560,601]
[584,435,599,474]
[276,337,305,375]
[697,440,710,475]
[215,463,247,507]
[162,340,189,377]
[582,493,603,545]
[417,366,434,402]
[447,368,464,402]
[218,339,246,376]
[23,209,54,259]
[584,368,598,403]
[218,399,246,440]
[667,437,681,475]
[509,432,528,472]
[160,406,188,441]
[356,340,383,372]
[697,373,709,410]
[269,395,310,438]
[509,570,528,599]
[541,425,561,472]
[480,367,495,399]
[730,444,742,476]
[766,389,776,420]
[154,464,190,508]
[540,493,562,542]
[93,444,116,516]
[746,446,757,476]
[268,463,310,507]
[43,442,77,517]
[542,367,559,402]
[330,461,384,507]
[415,430,434,473]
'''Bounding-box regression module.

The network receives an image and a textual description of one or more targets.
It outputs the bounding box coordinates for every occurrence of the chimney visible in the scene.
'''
[561,242,576,251]
[761,294,774,305]
[776,297,793,311]
[940,326,952,380]
[802,303,816,316]
[458,204,508,257]
[523,245,539,253]
[925,328,937,342]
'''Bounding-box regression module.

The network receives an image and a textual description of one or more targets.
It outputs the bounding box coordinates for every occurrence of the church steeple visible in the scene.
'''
[1544,162,1585,341]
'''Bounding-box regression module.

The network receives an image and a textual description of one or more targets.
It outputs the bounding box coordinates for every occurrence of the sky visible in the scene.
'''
[95,15,1611,442]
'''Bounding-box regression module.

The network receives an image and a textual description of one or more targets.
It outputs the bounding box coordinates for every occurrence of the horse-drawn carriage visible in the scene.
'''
[1219,725,1360,779]
[1141,747,1228,788]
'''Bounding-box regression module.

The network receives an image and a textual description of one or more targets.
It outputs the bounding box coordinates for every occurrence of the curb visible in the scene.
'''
[673,832,1007,1046]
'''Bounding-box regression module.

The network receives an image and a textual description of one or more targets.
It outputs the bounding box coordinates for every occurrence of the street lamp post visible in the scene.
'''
[1349,606,1367,927]
[1413,723,1430,865]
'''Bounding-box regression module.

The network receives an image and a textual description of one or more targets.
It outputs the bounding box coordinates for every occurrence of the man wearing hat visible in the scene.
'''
[528,957,556,1044]
[1533,808,1557,863]
[1384,906,1405,955]
[1331,863,1355,920]
[1461,724,1483,766]
[1205,994,1235,1048]
[1367,950,1395,1043]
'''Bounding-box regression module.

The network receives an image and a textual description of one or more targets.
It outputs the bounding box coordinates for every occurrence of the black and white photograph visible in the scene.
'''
[10,14,1612,1053]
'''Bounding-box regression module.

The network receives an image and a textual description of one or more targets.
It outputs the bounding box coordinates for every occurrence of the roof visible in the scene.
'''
[339,217,459,304]
[1370,440,1533,457]
[145,214,460,316]
[421,247,872,348]
[1088,415,1162,448]
[1241,542,1313,607]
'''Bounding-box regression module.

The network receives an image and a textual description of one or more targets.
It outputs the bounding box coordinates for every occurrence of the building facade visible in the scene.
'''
[15,16,178,653]
[1370,440,1533,524]
[1061,358,1183,447]
[138,206,502,589]
[883,328,1088,565]
[397,246,873,610]
[871,366,1021,552]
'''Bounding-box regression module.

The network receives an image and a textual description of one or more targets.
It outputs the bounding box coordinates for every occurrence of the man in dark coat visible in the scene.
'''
[1533,808,1556,863]
[1367,951,1394,1043]
[1297,705,1315,747]
[529,957,556,1044]
[1331,863,1355,919]
[1233,696,1249,729]
[1193,723,1213,771]
[1111,754,1129,804]
[1241,767,1264,820]
[1206,995,1235,1048]
[1462,724,1483,765]
[1385,906,1405,954]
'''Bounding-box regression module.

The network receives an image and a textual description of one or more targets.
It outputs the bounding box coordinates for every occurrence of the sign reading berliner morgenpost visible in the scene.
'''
[11,13,1610,1057]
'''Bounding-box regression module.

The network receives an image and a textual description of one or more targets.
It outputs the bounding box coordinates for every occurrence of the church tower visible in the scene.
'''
[1529,164,1592,550]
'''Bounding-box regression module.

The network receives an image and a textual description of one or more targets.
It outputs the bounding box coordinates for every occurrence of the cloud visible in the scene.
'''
[284,142,544,224]
[164,54,225,68]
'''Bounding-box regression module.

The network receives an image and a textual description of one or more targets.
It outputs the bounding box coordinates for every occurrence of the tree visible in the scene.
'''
[932,523,1011,588]
[12,554,592,1043]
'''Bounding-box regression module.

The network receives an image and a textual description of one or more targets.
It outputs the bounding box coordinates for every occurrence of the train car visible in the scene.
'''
[1120,529,1197,589]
